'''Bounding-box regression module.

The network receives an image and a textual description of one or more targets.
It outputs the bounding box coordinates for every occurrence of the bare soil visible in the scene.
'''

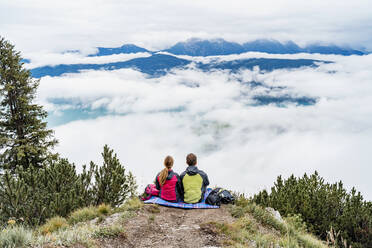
[97,204,235,248]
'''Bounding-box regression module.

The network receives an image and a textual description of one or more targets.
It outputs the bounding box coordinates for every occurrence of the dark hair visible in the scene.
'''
[186,153,197,166]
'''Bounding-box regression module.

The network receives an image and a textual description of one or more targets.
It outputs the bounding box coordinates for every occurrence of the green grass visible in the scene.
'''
[97,203,111,215]
[245,203,287,233]
[285,214,308,233]
[229,205,246,218]
[68,206,100,224]
[39,216,69,235]
[229,202,286,233]
[3,191,326,248]
[32,223,99,247]
[223,199,328,248]
[116,197,143,213]
[253,232,279,247]
[148,214,156,224]
[296,233,327,248]
[233,192,251,207]
[235,216,258,234]
[146,204,160,214]
[200,221,232,236]
[31,201,138,247]
[92,225,126,239]
[120,211,136,224]
[0,198,140,247]
[33,215,129,247]
[0,225,33,248]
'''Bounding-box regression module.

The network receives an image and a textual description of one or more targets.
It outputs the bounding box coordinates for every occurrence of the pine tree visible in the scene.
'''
[0,158,96,225]
[92,145,137,206]
[253,171,372,247]
[0,37,57,171]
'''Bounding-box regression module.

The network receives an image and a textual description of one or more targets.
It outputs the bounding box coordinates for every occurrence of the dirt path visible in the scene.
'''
[98,204,235,248]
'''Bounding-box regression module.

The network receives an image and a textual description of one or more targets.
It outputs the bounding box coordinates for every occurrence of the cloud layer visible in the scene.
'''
[1,0,372,53]
[24,52,151,69]
[35,53,372,200]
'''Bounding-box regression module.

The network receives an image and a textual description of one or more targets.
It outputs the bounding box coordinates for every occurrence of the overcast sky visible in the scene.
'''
[1,1,372,199]
[1,0,372,53]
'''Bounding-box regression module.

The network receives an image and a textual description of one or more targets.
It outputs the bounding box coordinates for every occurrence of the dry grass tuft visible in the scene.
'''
[40,216,69,235]
[68,206,99,224]
[97,203,111,215]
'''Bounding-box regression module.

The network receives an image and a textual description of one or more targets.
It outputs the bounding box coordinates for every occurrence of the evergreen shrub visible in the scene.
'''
[253,171,372,248]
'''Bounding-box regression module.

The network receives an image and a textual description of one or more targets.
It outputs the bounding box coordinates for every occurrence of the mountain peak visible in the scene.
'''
[83,39,366,57]
[89,44,150,57]
[164,38,365,56]
[164,38,244,56]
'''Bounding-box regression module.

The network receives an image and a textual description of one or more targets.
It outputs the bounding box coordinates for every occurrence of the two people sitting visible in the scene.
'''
[155,153,209,203]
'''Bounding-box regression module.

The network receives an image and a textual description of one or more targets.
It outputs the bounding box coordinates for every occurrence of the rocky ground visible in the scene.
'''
[40,201,325,248]
[94,204,235,248]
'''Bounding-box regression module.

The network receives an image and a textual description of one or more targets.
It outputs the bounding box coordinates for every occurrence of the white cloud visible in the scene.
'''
[37,53,372,200]
[171,51,368,64]
[24,52,151,69]
[1,0,371,53]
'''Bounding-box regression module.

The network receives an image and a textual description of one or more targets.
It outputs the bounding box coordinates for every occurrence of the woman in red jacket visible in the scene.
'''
[155,156,183,202]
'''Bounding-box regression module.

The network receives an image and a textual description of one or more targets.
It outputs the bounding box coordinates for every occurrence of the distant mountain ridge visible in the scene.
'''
[164,38,366,56]
[31,54,189,77]
[30,54,326,78]
[86,38,366,57]
[30,38,352,81]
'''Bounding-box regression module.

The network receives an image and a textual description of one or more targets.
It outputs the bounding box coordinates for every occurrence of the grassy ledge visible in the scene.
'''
[200,196,328,248]
[0,197,143,248]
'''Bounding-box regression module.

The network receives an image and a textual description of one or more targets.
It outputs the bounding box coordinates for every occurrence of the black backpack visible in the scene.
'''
[206,188,235,206]
[206,188,222,206]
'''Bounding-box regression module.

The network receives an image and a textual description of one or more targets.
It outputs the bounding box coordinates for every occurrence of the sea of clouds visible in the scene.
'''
[35,52,372,200]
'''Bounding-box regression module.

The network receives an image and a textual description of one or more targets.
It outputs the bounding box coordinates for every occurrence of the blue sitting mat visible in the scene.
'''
[144,188,219,209]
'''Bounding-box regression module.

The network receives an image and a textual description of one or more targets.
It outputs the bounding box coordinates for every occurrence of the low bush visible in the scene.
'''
[253,171,372,247]
[0,159,91,226]
[0,146,137,227]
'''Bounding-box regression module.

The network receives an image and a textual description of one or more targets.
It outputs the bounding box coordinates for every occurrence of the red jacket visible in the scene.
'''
[155,170,183,202]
